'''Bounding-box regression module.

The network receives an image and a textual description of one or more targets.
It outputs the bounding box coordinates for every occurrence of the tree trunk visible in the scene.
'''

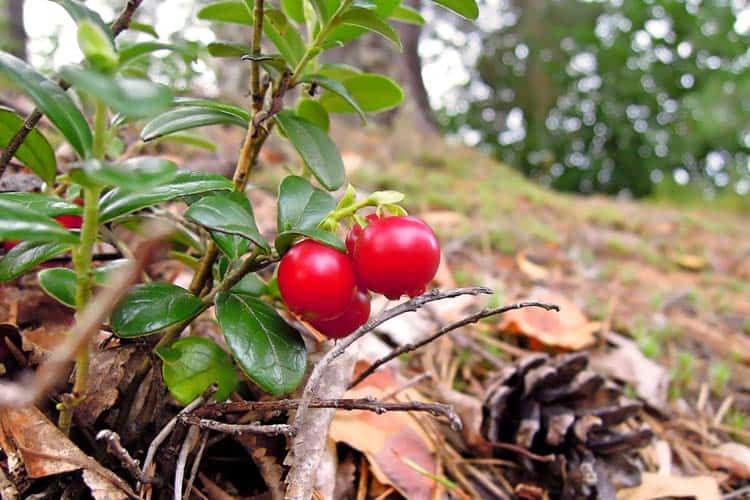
[6,0,27,60]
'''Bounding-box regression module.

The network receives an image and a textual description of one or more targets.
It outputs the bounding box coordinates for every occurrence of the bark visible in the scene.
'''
[6,0,27,60]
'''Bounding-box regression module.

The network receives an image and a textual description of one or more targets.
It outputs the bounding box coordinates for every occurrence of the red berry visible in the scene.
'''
[2,241,18,252]
[350,216,440,300]
[309,288,370,339]
[278,239,356,321]
[345,214,380,255]
[55,214,83,229]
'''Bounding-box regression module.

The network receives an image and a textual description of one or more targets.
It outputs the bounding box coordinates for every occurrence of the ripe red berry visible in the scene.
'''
[350,216,440,300]
[2,241,18,252]
[55,214,83,229]
[345,214,379,255]
[278,239,356,321]
[309,288,370,339]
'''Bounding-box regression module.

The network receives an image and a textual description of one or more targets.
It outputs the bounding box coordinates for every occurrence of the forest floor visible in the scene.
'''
[1,121,749,499]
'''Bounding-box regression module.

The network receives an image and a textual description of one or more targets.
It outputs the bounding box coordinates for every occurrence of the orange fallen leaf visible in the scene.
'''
[498,288,599,351]
[616,472,720,500]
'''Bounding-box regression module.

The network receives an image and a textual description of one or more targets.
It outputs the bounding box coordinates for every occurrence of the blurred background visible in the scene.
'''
[3,0,750,208]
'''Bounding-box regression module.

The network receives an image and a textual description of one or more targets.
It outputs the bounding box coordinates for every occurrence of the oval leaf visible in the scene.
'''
[207,41,251,58]
[0,241,71,282]
[172,97,250,122]
[0,193,80,217]
[77,20,118,71]
[275,227,345,254]
[275,110,345,190]
[319,73,403,113]
[263,9,306,66]
[75,157,177,189]
[336,7,402,49]
[39,261,129,307]
[111,282,204,337]
[276,175,336,233]
[390,5,425,24]
[298,74,365,121]
[0,106,56,184]
[54,0,113,41]
[215,292,306,395]
[156,337,238,404]
[0,199,78,244]
[118,42,182,65]
[185,192,270,252]
[61,67,172,118]
[141,106,248,141]
[0,52,92,158]
[212,233,250,260]
[98,171,233,222]
[431,0,478,20]
[296,98,330,131]
[197,1,252,24]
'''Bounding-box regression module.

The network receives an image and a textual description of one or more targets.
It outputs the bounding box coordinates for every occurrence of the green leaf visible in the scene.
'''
[207,41,251,58]
[111,282,204,337]
[99,171,233,222]
[296,98,330,131]
[231,273,267,296]
[335,7,402,49]
[264,9,306,66]
[275,227,345,254]
[320,73,403,114]
[156,337,238,404]
[118,42,182,65]
[316,63,362,81]
[73,157,178,189]
[77,20,118,71]
[0,193,80,217]
[0,52,92,158]
[140,106,248,141]
[61,67,172,118]
[299,74,365,121]
[126,22,158,38]
[154,132,217,152]
[431,0,478,20]
[275,110,345,190]
[172,97,250,122]
[276,175,336,233]
[0,241,71,282]
[212,233,250,260]
[281,0,305,23]
[215,292,306,395]
[185,192,270,252]
[0,106,56,184]
[53,0,113,42]
[390,5,425,24]
[39,260,129,307]
[197,1,252,24]
[0,200,78,244]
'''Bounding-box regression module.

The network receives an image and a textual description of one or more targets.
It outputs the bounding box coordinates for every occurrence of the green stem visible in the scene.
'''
[92,99,108,159]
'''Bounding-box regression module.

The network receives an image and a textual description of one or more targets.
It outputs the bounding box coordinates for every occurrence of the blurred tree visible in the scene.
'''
[1,0,27,60]
[443,0,750,197]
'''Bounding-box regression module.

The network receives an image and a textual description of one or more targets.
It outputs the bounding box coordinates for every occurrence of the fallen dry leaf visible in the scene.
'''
[616,472,720,500]
[329,366,437,500]
[516,251,550,281]
[699,442,750,479]
[498,288,600,350]
[590,332,669,409]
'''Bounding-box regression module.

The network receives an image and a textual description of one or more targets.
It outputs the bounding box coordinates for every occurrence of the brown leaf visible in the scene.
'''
[516,252,550,281]
[329,367,437,500]
[616,472,720,500]
[699,442,750,479]
[498,288,599,350]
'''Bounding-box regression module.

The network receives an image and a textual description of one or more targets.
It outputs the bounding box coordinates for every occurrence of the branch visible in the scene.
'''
[0,0,145,178]
[349,301,560,389]
[249,0,264,112]
[179,416,295,436]
[194,397,461,429]
[96,429,157,485]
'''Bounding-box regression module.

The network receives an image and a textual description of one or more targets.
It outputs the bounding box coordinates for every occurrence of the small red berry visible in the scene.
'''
[350,216,440,300]
[309,288,370,339]
[2,241,18,252]
[278,239,356,321]
[345,214,381,255]
[55,214,83,229]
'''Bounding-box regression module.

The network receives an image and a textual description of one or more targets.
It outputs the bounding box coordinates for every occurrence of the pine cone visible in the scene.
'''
[480,352,653,499]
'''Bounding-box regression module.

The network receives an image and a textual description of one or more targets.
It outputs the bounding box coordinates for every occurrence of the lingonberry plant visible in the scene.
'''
[0,0,479,435]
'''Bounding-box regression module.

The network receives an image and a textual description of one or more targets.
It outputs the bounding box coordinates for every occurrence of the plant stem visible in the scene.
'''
[250,0,264,112]
[93,93,108,159]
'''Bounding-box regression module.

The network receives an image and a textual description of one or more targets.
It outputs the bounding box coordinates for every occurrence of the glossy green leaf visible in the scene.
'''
[336,7,402,49]
[0,106,56,184]
[207,41,251,58]
[299,74,365,121]
[320,73,403,113]
[281,0,305,23]
[264,9,306,66]
[154,132,218,151]
[197,1,252,24]
[38,262,127,308]
[118,42,182,65]
[172,97,250,122]
[77,20,118,71]
[74,157,178,189]
[99,171,233,222]
[185,192,270,252]
[141,106,248,141]
[231,273,267,296]
[53,0,113,41]
[215,292,306,395]
[275,110,345,190]
[0,193,80,217]
[390,4,425,24]
[0,200,78,244]
[0,52,92,158]
[61,67,172,118]
[127,22,158,38]
[111,282,204,337]
[431,0,478,19]
[275,227,345,254]
[0,241,71,282]
[212,233,250,259]
[296,99,330,131]
[316,63,362,81]
[276,175,336,233]
[156,337,238,404]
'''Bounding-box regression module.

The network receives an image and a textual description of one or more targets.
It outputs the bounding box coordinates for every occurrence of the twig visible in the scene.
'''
[179,416,295,436]
[249,0,264,112]
[0,0,144,177]
[0,228,167,408]
[489,441,555,463]
[349,301,559,389]
[183,432,208,500]
[96,429,156,485]
[174,426,200,500]
[195,397,461,429]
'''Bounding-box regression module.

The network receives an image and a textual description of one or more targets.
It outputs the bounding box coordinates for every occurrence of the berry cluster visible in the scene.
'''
[278,215,440,339]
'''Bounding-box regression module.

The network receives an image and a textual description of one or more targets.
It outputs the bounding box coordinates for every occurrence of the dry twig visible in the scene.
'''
[96,429,154,485]
[179,416,295,436]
